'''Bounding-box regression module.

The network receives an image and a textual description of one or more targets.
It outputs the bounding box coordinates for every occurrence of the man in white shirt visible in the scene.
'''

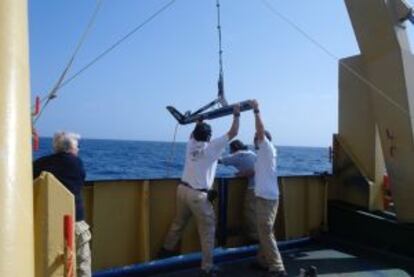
[160,105,240,277]
[250,100,286,277]
[219,140,258,241]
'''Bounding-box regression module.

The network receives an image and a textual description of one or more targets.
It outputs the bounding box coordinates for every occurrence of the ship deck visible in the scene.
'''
[93,235,414,277]
[150,238,414,277]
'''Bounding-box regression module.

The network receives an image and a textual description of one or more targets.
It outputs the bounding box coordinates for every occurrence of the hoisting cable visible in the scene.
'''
[166,0,225,175]
[216,0,227,106]
[166,0,253,124]
[33,0,103,124]
[260,0,410,117]
[185,0,227,117]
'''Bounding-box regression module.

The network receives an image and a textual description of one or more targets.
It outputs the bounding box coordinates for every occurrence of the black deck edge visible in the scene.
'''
[328,200,414,258]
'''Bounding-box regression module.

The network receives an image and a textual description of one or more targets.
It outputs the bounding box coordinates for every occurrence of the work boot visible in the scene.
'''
[199,266,221,277]
[262,270,288,277]
[199,270,217,277]
[157,247,178,259]
[250,261,268,271]
[299,266,317,277]
[306,266,317,277]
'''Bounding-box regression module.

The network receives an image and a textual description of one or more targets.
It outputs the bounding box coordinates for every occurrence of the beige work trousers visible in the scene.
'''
[163,184,216,271]
[256,197,285,272]
[75,220,92,277]
[243,188,258,241]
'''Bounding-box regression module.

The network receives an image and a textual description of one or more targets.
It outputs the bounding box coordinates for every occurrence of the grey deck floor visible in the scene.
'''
[151,245,413,277]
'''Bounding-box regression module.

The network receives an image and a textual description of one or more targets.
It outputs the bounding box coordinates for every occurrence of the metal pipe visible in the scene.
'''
[93,238,312,277]
[0,0,34,276]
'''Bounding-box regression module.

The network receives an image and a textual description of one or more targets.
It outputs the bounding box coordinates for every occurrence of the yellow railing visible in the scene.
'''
[81,176,328,271]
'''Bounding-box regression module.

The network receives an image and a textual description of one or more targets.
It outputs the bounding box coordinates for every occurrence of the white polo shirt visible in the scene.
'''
[182,134,229,190]
[254,137,279,200]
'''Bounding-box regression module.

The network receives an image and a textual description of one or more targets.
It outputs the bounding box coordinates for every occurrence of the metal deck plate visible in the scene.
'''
[151,245,412,277]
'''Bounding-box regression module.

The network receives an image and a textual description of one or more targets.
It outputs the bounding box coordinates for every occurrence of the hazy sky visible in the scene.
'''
[28,0,414,147]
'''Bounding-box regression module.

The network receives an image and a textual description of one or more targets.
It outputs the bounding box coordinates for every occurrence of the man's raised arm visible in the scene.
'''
[227,104,241,140]
[250,99,265,141]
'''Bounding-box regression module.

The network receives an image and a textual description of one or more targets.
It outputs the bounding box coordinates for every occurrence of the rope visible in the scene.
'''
[166,123,180,178]
[59,0,177,91]
[34,0,103,124]
[34,0,178,123]
[166,1,223,176]
[260,0,410,117]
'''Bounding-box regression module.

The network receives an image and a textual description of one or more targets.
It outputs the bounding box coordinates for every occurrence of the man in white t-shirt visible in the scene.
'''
[219,139,258,241]
[159,105,240,277]
[250,100,286,277]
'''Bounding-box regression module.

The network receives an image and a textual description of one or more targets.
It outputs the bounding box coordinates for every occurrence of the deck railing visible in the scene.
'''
[82,175,328,271]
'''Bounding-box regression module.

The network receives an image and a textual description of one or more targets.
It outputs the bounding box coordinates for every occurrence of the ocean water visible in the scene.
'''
[33,138,331,181]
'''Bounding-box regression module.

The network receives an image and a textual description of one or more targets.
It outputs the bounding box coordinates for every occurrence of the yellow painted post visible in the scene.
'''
[34,172,76,277]
[279,179,289,239]
[140,181,151,261]
[323,177,329,232]
[0,0,34,276]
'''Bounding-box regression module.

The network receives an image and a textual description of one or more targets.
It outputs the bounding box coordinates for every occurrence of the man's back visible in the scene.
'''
[254,137,278,200]
[221,150,257,188]
[181,135,228,190]
[33,152,86,221]
[221,150,256,170]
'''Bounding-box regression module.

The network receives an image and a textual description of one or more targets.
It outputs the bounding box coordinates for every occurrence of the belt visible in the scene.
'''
[180,181,208,193]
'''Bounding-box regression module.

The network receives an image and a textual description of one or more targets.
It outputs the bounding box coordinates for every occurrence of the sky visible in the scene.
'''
[28,0,413,147]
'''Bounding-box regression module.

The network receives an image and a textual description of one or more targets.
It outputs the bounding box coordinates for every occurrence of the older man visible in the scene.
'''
[159,105,240,277]
[33,131,91,277]
[250,100,286,277]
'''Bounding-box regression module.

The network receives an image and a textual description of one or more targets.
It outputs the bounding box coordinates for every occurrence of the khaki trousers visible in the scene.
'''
[255,197,285,272]
[164,184,216,271]
[243,188,258,241]
[75,220,92,277]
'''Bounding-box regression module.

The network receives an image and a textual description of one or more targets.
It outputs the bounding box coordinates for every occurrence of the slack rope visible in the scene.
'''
[166,123,180,178]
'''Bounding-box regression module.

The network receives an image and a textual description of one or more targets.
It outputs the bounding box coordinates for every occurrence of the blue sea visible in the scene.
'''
[33,138,331,181]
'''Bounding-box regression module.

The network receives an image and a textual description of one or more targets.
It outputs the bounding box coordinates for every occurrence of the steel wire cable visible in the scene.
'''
[35,0,178,122]
[260,0,411,117]
[59,0,177,90]
[34,0,103,123]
